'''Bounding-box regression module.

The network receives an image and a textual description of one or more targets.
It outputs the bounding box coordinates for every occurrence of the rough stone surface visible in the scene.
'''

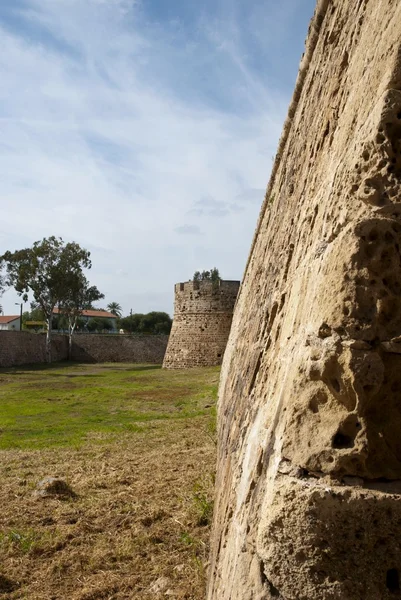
[163,280,240,369]
[33,477,76,499]
[71,334,168,364]
[0,332,68,367]
[208,1,401,599]
[0,331,168,367]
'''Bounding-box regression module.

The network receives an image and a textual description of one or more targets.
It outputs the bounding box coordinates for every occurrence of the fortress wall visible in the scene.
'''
[208,1,401,599]
[0,332,168,368]
[163,280,240,369]
[0,332,68,367]
[70,334,168,364]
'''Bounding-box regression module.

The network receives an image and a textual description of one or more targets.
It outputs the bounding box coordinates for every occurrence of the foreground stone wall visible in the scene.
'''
[208,1,401,599]
[163,280,240,369]
[0,332,168,367]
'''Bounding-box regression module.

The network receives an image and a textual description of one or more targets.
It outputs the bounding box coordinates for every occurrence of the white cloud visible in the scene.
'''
[0,0,314,316]
[175,225,203,235]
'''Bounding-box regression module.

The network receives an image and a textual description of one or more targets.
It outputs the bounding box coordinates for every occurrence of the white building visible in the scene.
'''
[0,315,21,331]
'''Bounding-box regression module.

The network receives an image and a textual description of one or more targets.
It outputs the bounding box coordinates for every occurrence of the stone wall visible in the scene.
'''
[71,334,168,364]
[0,332,68,367]
[0,332,168,368]
[208,1,401,599]
[163,280,240,369]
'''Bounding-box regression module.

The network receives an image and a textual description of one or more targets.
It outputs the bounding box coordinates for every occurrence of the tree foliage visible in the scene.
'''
[0,259,6,297]
[106,302,123,318]
[1,237,92,362]
[192,267,221,283]
[58,273,104,356]
[87,317,114,332]
[119,311,172,335]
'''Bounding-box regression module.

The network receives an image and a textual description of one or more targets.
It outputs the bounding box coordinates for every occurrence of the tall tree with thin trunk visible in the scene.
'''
[2,237,91,363]
[58,274,104,358]
[0,259,6,298]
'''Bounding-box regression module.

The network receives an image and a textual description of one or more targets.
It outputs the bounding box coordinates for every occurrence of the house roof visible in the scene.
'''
[0,315,20,324]
[53,308,117,319]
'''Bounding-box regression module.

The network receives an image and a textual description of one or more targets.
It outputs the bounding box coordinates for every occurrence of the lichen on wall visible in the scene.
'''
[208,0,401,598]
[163,280,240,369]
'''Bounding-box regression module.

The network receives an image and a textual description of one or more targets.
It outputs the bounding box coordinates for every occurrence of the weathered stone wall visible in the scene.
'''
[0,332,68,367]
[163,280,240,369]
[71,334,168,364]
[208,1,401,599]
[0,332,168,367]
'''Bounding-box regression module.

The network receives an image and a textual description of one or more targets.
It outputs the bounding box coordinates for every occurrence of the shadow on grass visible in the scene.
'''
[0,361,72,375]
[0,362,162,375]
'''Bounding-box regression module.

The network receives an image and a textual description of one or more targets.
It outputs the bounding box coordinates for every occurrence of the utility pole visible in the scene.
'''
[130,308,132,335]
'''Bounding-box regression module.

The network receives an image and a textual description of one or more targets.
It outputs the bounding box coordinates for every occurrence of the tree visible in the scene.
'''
[58,273,104,358]
[192,267,221,284]
[107,302,123,318]
[87,317,113,333]
[2,237,91,363]
[119,311,172,335]
[0,259,6,297]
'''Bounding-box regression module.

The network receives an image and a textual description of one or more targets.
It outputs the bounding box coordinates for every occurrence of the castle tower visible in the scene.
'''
[163,280,240,369]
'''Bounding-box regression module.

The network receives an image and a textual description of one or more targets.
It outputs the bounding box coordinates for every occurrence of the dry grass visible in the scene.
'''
[0,364,218,599]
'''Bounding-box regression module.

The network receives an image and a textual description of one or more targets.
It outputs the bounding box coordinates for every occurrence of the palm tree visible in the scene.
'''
[107,302,123,318]
[0,304,3,315]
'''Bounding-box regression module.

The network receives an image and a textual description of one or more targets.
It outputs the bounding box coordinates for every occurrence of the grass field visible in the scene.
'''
[0,363,219,599]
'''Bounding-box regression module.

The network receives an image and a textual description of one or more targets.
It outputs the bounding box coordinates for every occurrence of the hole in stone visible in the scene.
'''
[331,378,341,393]
[309,391,328,413]
[332,432,354,449]
[368,229,379,241]
[386,568,400,594]
[391,381,401,393]
[397,112,401,120]
[363,384,375,395]
[376,133,386,143]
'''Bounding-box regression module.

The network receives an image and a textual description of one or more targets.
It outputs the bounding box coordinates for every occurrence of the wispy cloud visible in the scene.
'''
[175,225,203,236]
[0,0,315,315]
[188,196,243,218]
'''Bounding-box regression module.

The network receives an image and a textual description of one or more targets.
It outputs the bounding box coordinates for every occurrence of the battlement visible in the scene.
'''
[174,280,240,294]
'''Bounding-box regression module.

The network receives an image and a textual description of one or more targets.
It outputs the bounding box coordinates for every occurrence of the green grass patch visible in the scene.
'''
[0,363,220,449]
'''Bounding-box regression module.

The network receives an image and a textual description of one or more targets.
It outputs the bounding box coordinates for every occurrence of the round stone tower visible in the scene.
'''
[163,279,240,369]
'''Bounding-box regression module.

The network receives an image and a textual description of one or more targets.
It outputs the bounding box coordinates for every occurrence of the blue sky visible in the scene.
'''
[0,0,316,317]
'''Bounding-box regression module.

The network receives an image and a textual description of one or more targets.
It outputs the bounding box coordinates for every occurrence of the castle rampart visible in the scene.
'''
[162,280,240,369]
[207,0,401,598]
